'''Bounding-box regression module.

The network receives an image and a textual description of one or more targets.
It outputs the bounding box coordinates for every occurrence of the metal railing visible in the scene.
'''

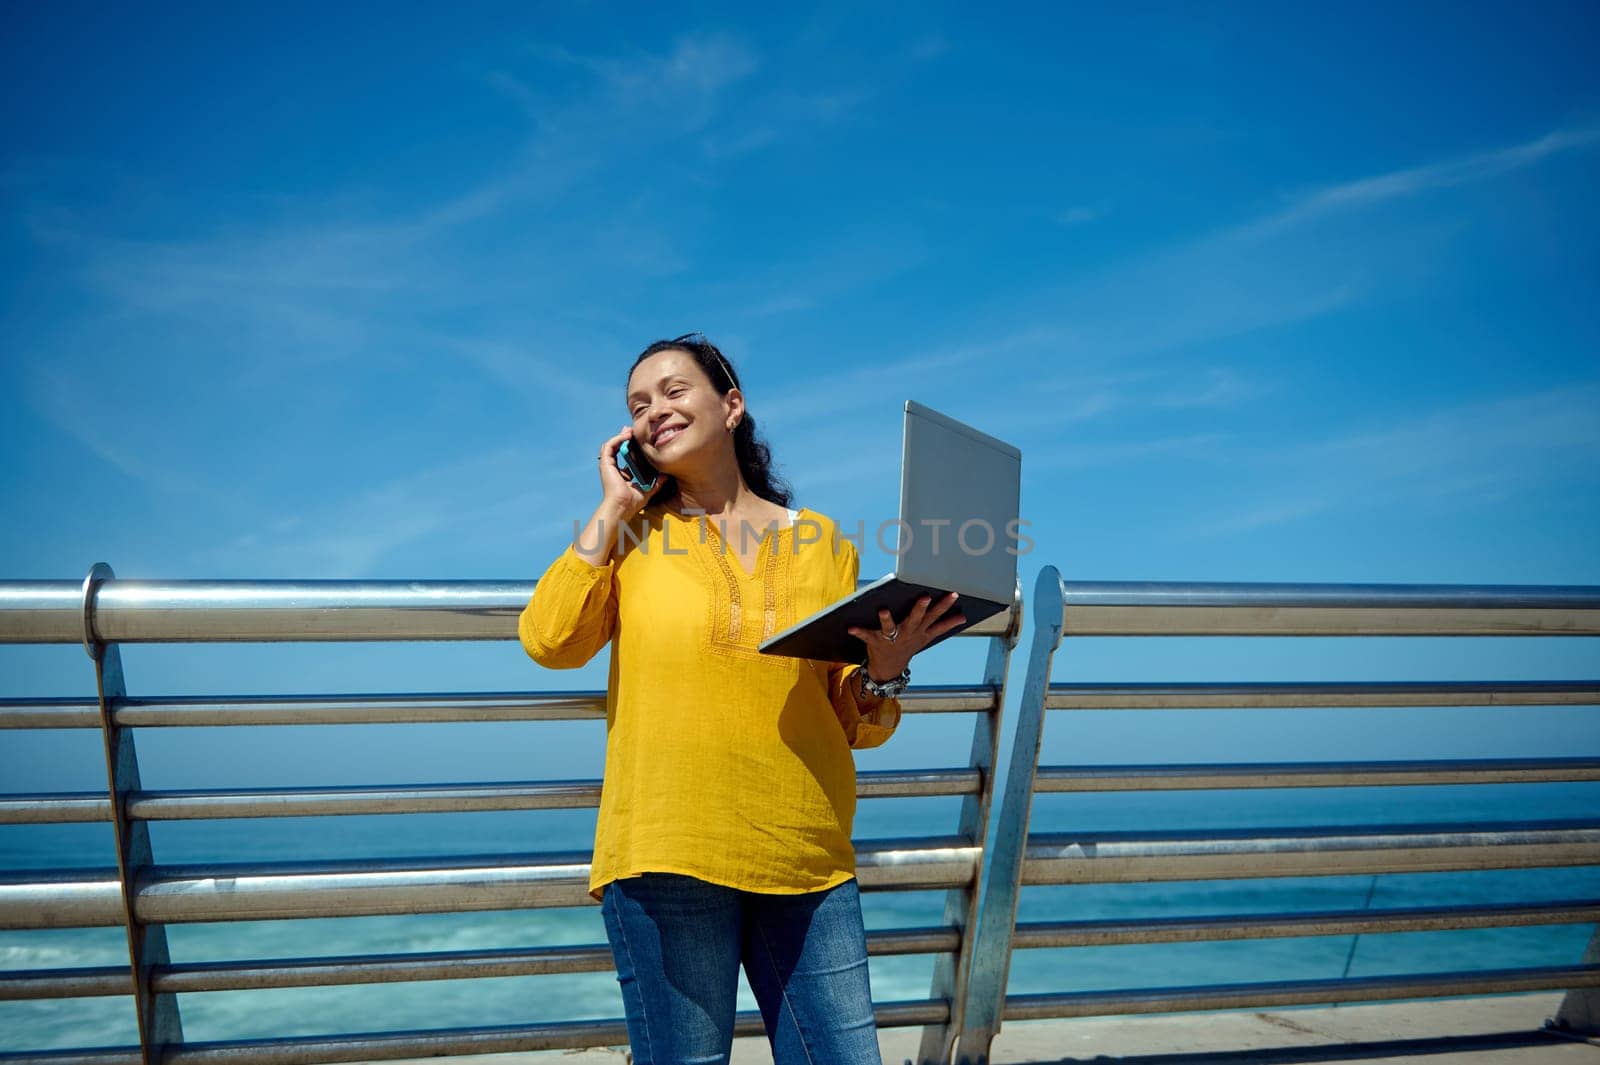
[951,569,1600,1061]
[0,566,1024,1065]
[6,568,1599,1064]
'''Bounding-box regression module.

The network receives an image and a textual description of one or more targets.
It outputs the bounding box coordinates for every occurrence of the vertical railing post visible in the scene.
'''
[1554,927,1600,1034]
[917,579,1023,1065]
[951,567,1065,1063]
[84,564,183,1063]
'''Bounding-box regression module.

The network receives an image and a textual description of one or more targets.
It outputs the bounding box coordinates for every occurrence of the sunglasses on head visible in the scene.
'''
[672,332,737,392]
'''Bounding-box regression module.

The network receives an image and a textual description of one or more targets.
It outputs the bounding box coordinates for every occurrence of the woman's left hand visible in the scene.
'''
[848,592,966,682]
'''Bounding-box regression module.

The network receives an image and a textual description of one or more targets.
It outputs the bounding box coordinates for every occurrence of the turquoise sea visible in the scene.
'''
[4,783,1598,1053]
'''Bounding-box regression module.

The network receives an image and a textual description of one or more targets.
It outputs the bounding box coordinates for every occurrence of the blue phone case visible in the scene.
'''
[616,439,659,493]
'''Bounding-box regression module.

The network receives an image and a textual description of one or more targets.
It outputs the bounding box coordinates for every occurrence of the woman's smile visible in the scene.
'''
[653,423,687,446]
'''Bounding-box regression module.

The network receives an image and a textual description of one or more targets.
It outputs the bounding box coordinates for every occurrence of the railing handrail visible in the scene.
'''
[0,834,983,929]
[3,925,969,1000]
[0,576,1022,644]
[1035,757,1600,789]
[1054,578,1600,635]
[1043,679,1600,706]
[1060,579,1600,604]
[0,766,987,824]
[0,682,1000,731]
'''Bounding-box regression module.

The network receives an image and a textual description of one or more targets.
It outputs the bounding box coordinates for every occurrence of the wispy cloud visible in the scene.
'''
[9,31,783,495]
[706,222,929,324]
[26,362,202,495]
[1031,364,1271,416]
[984,230,1363,396]
[960,127,1596,507]
[208,444,587,576]
[24,29,773,316]
[1149,365,1271,410]
[1301,380,1600,479]
[700,126,779,161]
[525,33,760,107]
[1194,497,1333,537]
[1237,125,1600,241]
[7,26,981,582]
[423,33,763,231]
[1189,381,1600,536]
[698,86,872,161]
[946,126,1583,400]
[906,34,948,63]
[1029,431,1233,471]
[757,326,1066,435]
[441,335,620,412]
[1056,205,1104,226]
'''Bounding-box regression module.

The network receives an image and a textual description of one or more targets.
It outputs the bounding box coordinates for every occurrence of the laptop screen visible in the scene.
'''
[894,401,1022,603]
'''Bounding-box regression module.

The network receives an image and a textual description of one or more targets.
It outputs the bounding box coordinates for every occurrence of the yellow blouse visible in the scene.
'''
[519,503,902,901]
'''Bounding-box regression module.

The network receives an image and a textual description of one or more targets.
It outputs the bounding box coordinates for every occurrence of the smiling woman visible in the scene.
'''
[517,332,965,1063]
[621,332,794,518]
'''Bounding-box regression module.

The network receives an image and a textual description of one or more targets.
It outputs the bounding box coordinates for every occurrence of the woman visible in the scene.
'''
[519,333,963,1064]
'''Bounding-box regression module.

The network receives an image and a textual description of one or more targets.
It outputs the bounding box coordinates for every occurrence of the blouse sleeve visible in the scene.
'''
[519,543,618,670]
[826,537,902,750]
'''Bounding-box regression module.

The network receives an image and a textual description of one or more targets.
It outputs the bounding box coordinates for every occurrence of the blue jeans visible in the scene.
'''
[599,872,883,1064]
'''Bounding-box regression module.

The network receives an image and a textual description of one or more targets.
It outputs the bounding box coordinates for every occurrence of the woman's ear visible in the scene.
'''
[725,389,745,430]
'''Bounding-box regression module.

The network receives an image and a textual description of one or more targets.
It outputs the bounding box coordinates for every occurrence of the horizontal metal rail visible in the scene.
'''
[0,836,980,929]
[1002,964,1600,1021]
[9,822,1594,930]
[18,900,1598,1001]
[0,697,101,729]
[25,754,1595,826]
[0,767,984,824]
[16,897,1596,1001]
[1045,680,1600,709]
[0,1050,140,1065]
[0,792,109,824]
[0,578,1018,645]
[1021,819,1600,884]
[6,682,1590,731]
[1055,581,1600,636]
[1009,898,1600,948]
[0,998,951,1065]
[0,579,529,644]
[0,868,128,928]
[1,925,964,1001]
[18,678,1595,731]
[1035,757,1600,791]
[0,964,132,1000]
[0,683,996,731]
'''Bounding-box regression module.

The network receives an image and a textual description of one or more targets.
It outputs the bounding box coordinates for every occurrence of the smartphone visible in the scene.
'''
[615,438,660,493]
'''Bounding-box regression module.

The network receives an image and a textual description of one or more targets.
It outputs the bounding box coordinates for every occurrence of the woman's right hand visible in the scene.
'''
[599,425,666,517]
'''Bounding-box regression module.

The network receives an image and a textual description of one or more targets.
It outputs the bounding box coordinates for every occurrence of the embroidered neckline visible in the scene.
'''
[654,505,807,656]
[662,505,805,581]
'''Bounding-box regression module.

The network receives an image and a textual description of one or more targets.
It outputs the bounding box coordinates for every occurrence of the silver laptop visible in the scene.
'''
[759,400,1021,664]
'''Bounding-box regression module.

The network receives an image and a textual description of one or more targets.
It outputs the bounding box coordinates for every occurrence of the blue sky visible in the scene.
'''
[2,3,1597,789]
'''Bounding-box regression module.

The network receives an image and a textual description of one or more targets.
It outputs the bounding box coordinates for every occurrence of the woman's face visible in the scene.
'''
[625,348,739,470]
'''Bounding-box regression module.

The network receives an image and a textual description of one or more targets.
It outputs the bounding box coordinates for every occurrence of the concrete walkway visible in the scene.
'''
[381,993,1598,1064]
[875,995,1599,1064]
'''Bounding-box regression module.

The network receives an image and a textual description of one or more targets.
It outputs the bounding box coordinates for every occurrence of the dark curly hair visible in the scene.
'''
[627,332,794,508]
